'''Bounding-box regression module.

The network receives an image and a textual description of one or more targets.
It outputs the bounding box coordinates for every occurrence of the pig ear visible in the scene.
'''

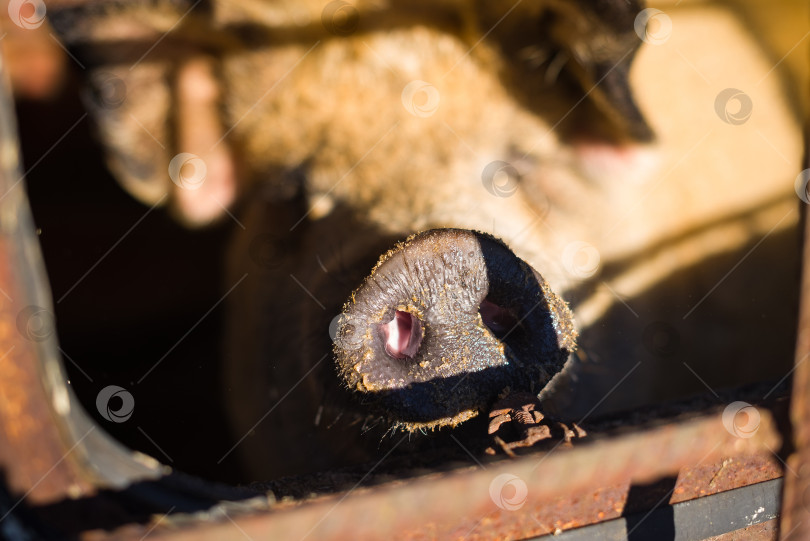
[480,0,654,144]
[48,2,238,227]
[565,0,655,143]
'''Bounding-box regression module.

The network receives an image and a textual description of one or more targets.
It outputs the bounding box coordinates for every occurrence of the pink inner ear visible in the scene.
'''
[381,311,422,359]
[479,298,518,337]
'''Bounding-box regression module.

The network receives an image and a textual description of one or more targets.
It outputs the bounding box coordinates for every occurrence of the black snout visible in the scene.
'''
[333,228,577,431]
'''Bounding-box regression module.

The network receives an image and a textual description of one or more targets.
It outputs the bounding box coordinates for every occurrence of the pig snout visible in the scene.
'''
[333,229,577,432]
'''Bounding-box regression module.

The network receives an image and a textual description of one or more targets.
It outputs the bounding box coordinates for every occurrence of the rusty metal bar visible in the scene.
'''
[68,407,779,541]
[0,51,161,507]
[0,52,94,505]
[535,477,781,541]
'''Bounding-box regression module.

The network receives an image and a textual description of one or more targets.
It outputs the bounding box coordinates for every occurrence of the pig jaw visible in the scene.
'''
[333,228,577,432]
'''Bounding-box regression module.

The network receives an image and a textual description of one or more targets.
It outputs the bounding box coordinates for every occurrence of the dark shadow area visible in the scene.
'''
[29,472,259,539]
[365,365,548,425]
[545,223,800,420]
[623,476,678,541]
[17,68,242,484]
[0,472,60,540]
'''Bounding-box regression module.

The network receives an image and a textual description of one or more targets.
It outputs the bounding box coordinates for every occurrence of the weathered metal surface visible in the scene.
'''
[534,478,781,541]
[0,48,161,507]
[0,238,93,505]
[670,455,782,504]
[72,408,781,541]
[708,520,777,541]
[0,49,96,504]
[744,521,780,541]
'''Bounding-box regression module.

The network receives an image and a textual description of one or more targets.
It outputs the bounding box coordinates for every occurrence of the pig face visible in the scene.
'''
[45,0,803,480]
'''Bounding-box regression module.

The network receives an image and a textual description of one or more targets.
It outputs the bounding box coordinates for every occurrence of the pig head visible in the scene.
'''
[45,0,804,480]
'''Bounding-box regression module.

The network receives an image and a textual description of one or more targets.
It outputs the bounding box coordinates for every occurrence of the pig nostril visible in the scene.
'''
[479,298,519,339]
[380,310,423,359]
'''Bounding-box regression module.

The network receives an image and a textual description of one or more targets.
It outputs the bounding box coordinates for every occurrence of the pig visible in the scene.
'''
[44,0,806,480]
